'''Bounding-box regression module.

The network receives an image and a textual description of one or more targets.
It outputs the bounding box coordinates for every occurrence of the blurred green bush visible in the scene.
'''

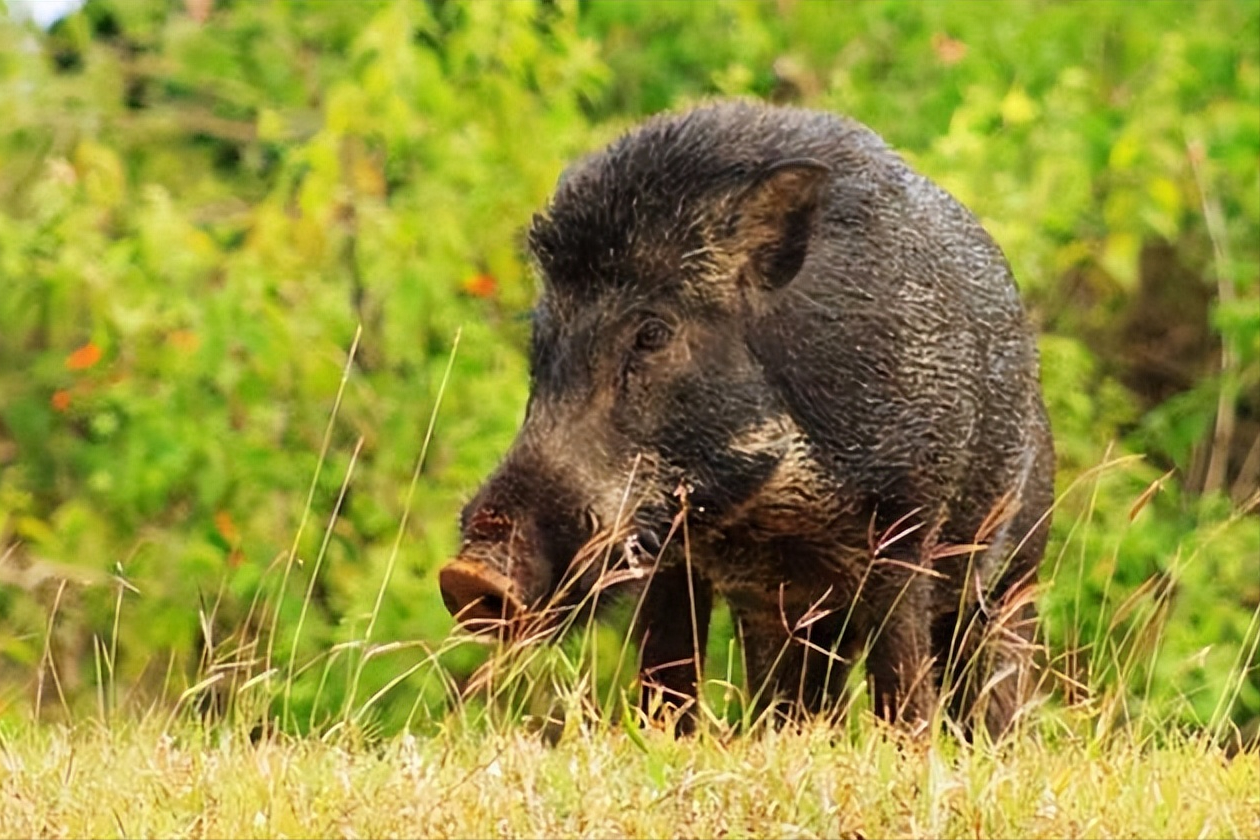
[0,0,1256,735]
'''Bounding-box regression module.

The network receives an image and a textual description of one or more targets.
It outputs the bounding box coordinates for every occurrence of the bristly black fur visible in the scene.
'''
[526,100,887,305]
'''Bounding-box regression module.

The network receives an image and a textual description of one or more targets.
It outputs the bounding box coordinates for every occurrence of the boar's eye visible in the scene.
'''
[632,317,673,355]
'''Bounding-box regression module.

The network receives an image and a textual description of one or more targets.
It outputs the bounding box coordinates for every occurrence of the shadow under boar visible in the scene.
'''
[439,100,1054,740]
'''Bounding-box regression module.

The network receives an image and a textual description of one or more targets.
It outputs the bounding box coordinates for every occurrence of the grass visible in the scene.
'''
[0,711,1256,839]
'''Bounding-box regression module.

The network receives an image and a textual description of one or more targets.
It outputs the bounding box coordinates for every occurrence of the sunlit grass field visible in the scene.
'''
[0,708,1256,839]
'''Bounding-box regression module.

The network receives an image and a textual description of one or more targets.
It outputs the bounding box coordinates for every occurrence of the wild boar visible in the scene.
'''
[439,100,1055,739]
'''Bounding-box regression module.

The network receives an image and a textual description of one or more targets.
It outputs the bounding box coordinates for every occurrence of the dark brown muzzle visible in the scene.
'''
[438,559,526,631]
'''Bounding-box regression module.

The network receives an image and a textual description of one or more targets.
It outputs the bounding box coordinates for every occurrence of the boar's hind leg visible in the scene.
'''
[936,595,1037,742]
[865,572,938,733]
[936,537,1046,739]
[634,563,713,734]
[937,467,1051,741]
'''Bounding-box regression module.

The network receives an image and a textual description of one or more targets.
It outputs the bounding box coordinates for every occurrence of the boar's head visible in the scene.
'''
[439,105,833,636]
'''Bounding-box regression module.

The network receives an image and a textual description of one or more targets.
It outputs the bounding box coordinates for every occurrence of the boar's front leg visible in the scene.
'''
[633,562,713,734]
[736,606,852,725]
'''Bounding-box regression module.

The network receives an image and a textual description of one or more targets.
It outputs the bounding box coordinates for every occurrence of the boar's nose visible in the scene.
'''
[439,559,525,629]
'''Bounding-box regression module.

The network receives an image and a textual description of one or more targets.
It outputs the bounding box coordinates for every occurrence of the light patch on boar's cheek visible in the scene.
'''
[726,413,798,460]
[717,414,856,540]
[662,411,790,523]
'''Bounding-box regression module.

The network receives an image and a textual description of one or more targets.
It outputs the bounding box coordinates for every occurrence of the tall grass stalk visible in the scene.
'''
[262,325,363,696]
[341,327,461,726]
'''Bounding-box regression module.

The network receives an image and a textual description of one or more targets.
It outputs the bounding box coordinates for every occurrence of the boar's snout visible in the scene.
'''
[442,454,602,634]
[438,558,525,630]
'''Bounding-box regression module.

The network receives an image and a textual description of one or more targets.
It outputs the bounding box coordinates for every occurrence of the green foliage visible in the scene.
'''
[0,0,1256,738]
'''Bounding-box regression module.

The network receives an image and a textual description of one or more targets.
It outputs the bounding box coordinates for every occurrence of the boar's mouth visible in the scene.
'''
[439,559,526,633]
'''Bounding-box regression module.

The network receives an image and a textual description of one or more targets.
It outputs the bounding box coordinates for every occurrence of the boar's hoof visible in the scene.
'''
[439,559,525,631]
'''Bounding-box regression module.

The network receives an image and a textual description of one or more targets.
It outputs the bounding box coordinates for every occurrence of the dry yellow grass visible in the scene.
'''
[1,713,1256,840]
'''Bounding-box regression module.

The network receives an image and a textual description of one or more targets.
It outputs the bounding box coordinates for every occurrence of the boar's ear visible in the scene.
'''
[729,158,830,290]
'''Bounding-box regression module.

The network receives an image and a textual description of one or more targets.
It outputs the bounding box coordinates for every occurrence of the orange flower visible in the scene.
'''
[931,32,968,66]
[462,273,498,299]
[214,510,240,544]
[168,330,200,352]
[66,342,102,371]
[51,390,72,412]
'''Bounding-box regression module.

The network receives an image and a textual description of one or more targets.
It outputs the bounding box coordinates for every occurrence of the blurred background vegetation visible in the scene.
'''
[0,0,1256,738]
